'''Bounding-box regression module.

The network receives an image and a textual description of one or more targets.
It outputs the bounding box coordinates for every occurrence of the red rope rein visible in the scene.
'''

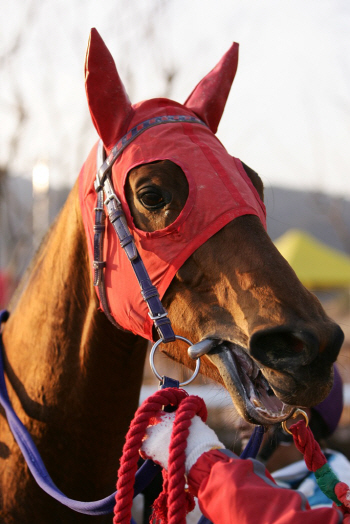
[166,395,207,524]
[290,419,350,513]
[113,387,207,524]
[289,420,327,472]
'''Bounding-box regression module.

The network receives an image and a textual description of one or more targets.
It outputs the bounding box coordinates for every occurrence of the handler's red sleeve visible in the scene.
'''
[188,449,344,524]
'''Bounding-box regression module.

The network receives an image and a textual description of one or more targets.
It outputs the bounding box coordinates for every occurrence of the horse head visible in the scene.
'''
[81,29,344,426]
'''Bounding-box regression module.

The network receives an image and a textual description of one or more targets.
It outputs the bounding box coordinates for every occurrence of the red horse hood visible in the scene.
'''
[79,99,266,340]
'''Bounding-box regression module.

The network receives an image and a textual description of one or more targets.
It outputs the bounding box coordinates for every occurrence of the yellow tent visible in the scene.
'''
[274,229,350,289]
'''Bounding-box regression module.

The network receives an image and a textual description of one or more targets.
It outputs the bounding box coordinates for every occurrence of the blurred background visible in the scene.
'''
[1,0,350,456]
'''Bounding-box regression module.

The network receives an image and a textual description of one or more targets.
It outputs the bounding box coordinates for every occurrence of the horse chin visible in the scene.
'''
[204,341,295,425]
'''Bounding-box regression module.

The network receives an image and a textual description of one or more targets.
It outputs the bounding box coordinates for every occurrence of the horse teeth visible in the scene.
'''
[252,398,263,408]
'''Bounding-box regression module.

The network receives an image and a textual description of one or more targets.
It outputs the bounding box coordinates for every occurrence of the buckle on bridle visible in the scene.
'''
[148,311,169,321]
[104,191,121,207]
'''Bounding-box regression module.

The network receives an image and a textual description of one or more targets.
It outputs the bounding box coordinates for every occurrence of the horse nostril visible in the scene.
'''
[326,324,344,363]
[289,336,305,354]
[249,327,319,372]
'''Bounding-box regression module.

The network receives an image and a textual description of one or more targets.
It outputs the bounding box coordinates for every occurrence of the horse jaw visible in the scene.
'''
[198,340,295,425]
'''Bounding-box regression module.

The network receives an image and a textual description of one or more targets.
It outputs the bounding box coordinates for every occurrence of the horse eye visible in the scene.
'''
[138,189,167,210]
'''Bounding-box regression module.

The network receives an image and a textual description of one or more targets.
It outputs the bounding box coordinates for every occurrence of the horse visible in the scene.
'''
[0,28,344,523]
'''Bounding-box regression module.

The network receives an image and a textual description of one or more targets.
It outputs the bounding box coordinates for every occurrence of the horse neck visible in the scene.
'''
[1,180,147,497]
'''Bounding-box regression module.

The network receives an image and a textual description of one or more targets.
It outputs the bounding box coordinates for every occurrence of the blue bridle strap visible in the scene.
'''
[240,425,265,459]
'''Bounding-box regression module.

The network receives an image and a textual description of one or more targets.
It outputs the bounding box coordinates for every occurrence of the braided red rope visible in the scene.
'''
[113,387,188,524]
[290,419,350,513]
[160,395,207,524]
[114,388,207,524]
[335,482,350,509]
[289,420,327,472]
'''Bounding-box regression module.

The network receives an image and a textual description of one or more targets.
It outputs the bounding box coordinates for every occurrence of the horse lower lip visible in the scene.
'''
[206,341,294,424]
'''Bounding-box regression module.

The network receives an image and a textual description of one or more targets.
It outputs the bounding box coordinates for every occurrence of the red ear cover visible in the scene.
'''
[85,28,134,150]
[184,43,239,133]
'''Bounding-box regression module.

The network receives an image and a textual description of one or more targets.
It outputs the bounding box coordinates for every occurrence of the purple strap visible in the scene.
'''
[0,310,160,517]
[240,425,265,459]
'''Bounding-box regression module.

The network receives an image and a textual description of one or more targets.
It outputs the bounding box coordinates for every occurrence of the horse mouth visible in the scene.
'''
[193,340,295,425]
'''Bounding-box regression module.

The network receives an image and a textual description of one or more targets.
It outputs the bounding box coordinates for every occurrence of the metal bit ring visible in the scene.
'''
[281,408,309,435]
[150,336,201,386]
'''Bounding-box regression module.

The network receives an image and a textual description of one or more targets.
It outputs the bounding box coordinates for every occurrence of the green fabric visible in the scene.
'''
[315,463,341,506]
[274,229,350,289]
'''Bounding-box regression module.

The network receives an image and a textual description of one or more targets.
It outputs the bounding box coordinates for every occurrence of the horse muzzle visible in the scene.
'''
[249,324,344,406]
[188,322,344,425]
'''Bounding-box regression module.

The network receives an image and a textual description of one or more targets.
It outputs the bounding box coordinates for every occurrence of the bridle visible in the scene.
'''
[92,114,206,344]
[0,115,209,516]
[0,115,269,517]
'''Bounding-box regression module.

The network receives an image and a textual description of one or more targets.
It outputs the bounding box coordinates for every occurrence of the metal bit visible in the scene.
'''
[188,338,219,359]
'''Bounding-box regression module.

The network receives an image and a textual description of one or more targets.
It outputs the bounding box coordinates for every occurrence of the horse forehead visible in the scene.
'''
[113,122,266,222]
[107,98,235,188]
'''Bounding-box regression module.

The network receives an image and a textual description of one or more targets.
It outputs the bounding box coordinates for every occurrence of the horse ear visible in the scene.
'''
[85,28,134,150]
[184,43,239,134]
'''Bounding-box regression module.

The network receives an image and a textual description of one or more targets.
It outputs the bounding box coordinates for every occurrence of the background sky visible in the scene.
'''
[1,0,350,197]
